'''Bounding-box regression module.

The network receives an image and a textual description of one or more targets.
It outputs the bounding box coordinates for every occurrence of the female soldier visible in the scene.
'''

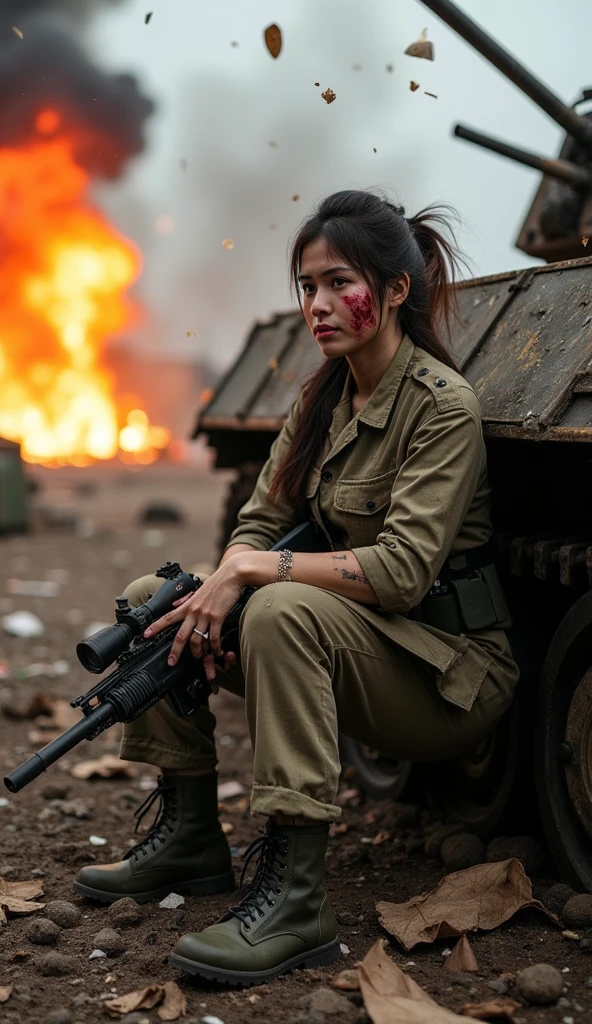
[74,190,519,986]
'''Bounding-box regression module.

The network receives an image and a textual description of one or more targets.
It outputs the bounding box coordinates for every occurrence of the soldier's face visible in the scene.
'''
[299,238,382,356]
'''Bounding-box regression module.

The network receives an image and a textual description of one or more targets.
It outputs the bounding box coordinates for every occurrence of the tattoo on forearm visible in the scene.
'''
[341,568,369,584]
[331,554,347,561]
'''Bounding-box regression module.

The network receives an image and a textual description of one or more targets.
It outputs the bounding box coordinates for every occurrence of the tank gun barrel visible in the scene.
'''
[418,0,592,154]
[454,125,592,190]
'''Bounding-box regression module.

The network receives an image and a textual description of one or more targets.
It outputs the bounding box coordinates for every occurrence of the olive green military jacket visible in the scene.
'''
[226,334,518,712]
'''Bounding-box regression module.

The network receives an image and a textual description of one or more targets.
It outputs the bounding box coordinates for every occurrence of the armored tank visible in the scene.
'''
[194,0,592,889]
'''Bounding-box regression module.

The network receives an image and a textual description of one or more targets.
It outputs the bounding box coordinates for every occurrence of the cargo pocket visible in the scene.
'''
[334,469,396,547]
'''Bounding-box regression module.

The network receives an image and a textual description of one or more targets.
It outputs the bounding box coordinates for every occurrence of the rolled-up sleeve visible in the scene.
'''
[224,398,302,553]
[352,402,485,613]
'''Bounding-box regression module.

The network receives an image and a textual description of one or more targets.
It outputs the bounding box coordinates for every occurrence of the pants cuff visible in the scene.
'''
[251,784,341,822]
[119,738,217,772]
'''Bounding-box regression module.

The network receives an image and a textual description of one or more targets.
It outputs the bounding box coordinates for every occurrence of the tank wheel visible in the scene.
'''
[217,461,265,561]
[536,590,592,891]
[338,736,413,801]
[419,696,525,838]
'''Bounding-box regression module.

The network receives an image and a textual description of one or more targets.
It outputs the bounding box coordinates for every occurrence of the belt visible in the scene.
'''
[412,541,512,634]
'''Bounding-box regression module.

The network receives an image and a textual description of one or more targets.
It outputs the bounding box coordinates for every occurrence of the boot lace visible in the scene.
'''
[124,776,179,860]
[225,827,289,929]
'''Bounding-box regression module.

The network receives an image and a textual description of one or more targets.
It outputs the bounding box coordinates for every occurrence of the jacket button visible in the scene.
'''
[435,377,447,387]
[417,367,429,376]
[322,470,333,483]
[366,500,376,512]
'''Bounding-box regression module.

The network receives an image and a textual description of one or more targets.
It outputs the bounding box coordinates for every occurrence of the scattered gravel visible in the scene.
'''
[50,798,91,819]
[485,835,546,876]
[37,952,76,977]
[514,963,564,1005]
[91,927,126,957]
[44,1010,73,1024]
[41,783,70,801]
[297,987,358,1022]
[563,894,592,929]
[545,883,577,918]
[27,918,61,946]
[441,833,485,871]
[107,896,143,927]
[45,900,82,929]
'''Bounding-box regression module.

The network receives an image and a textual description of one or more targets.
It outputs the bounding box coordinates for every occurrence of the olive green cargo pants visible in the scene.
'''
[120,575,515,821]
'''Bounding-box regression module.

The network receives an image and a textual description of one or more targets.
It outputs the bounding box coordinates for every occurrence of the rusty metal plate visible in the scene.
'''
[248,319,323,420]
[202,312,300,421]
[449,272,518,369]
[462,262,592,428]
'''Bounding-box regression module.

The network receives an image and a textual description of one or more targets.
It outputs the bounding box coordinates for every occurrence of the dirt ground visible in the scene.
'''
[1,462,591,1024]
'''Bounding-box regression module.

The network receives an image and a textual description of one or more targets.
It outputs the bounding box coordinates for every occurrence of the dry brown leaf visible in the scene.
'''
[377,859,557,951]
[158,981,186,1021]
[71,755,134,781]
[582,237,589,246]
[405,28,434,61]
[0,985,13,1002]
[0,876,45,926]
[410,81,420,91]
[330,822,350,836]
[105,984,165,1017]
[186,330,198,338]
[321,88,336,104]
[264,23,282,58]
[444,935,479,973]
[358,940,476,1024]
[459,997,520,1020]
[373,831,390,846]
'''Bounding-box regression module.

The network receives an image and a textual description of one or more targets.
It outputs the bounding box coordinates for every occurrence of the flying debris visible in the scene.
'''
[144,12,152,24]
[405,28,434,61]
[321,88,336,105]
[264,23,282,59]
[222,239,234,250]
[410,81,420,92]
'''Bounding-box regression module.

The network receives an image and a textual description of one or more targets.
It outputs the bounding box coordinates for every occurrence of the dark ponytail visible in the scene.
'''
[268,189,470,511]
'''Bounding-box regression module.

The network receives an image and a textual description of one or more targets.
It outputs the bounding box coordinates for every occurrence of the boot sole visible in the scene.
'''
[72,870,235,905]
[169,937,341,987]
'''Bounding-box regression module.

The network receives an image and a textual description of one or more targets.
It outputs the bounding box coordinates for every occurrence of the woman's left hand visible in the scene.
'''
[143,558,247,679]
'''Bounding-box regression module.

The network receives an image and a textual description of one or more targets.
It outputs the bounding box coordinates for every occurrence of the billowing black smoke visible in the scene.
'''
[0,0,153,178]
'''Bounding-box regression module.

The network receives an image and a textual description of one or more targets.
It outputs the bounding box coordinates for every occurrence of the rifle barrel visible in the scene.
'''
[454,124,592,190]
[418,0,592,153]
[4,701,116,793]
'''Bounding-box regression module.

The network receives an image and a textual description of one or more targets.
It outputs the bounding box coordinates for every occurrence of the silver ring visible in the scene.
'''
[192,627,209,640]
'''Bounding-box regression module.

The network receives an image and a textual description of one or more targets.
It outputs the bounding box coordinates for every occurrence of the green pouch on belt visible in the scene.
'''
[450,573,497,631]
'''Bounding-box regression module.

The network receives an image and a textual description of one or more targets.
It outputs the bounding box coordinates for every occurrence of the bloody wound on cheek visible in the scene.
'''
[342,289,376,337]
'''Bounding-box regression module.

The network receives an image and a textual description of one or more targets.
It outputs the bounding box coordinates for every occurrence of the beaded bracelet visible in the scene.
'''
[277,549,293,582]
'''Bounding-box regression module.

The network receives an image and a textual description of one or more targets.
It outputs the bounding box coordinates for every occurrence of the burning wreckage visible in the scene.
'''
[0,0,169,468]
[194,0,592,890]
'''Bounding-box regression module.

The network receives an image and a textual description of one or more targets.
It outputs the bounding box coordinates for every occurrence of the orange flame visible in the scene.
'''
[0,110,169,464]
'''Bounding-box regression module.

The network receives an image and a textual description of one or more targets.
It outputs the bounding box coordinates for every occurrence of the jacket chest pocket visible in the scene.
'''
[333,470,396,547]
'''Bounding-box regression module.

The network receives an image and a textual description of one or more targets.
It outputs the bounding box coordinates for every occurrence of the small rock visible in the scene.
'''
[563,894,592,929]
[27,918,60,946]
[51,798,91,820]
[580,928,592,951]
[37,952,76,976]
[45,901,81,929]
[107,897,143,928]
[544,883,576,918]
[44,1010,73,1024]
[424,823,464,858]
[91,927,126,957]
[337,911,359,927]
[71,992,95,1008]
[450,974,475,990]
[31,867,46,877]
[300,987,358,1022]
[139,502,184,525]
[200,1017,226,1024]
[488,977,510,995]
[89,949,106,960]
[159,892,185,909]
[485,835,546,876]
[294,1013,325,1024]
[119,1015,154,1024]
[441,833,485,871]
[42,783,70,801]
[332,969,360,991]
[557,997,571,1009]
[515,963,564,1005]
[88,834,107,846]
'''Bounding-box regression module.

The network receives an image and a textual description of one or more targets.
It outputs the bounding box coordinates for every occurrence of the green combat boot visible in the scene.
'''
[169,821,340,985]
[73,773,234,904]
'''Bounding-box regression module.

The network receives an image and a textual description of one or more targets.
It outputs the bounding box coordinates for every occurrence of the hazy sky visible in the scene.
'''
[89,0,592,369]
